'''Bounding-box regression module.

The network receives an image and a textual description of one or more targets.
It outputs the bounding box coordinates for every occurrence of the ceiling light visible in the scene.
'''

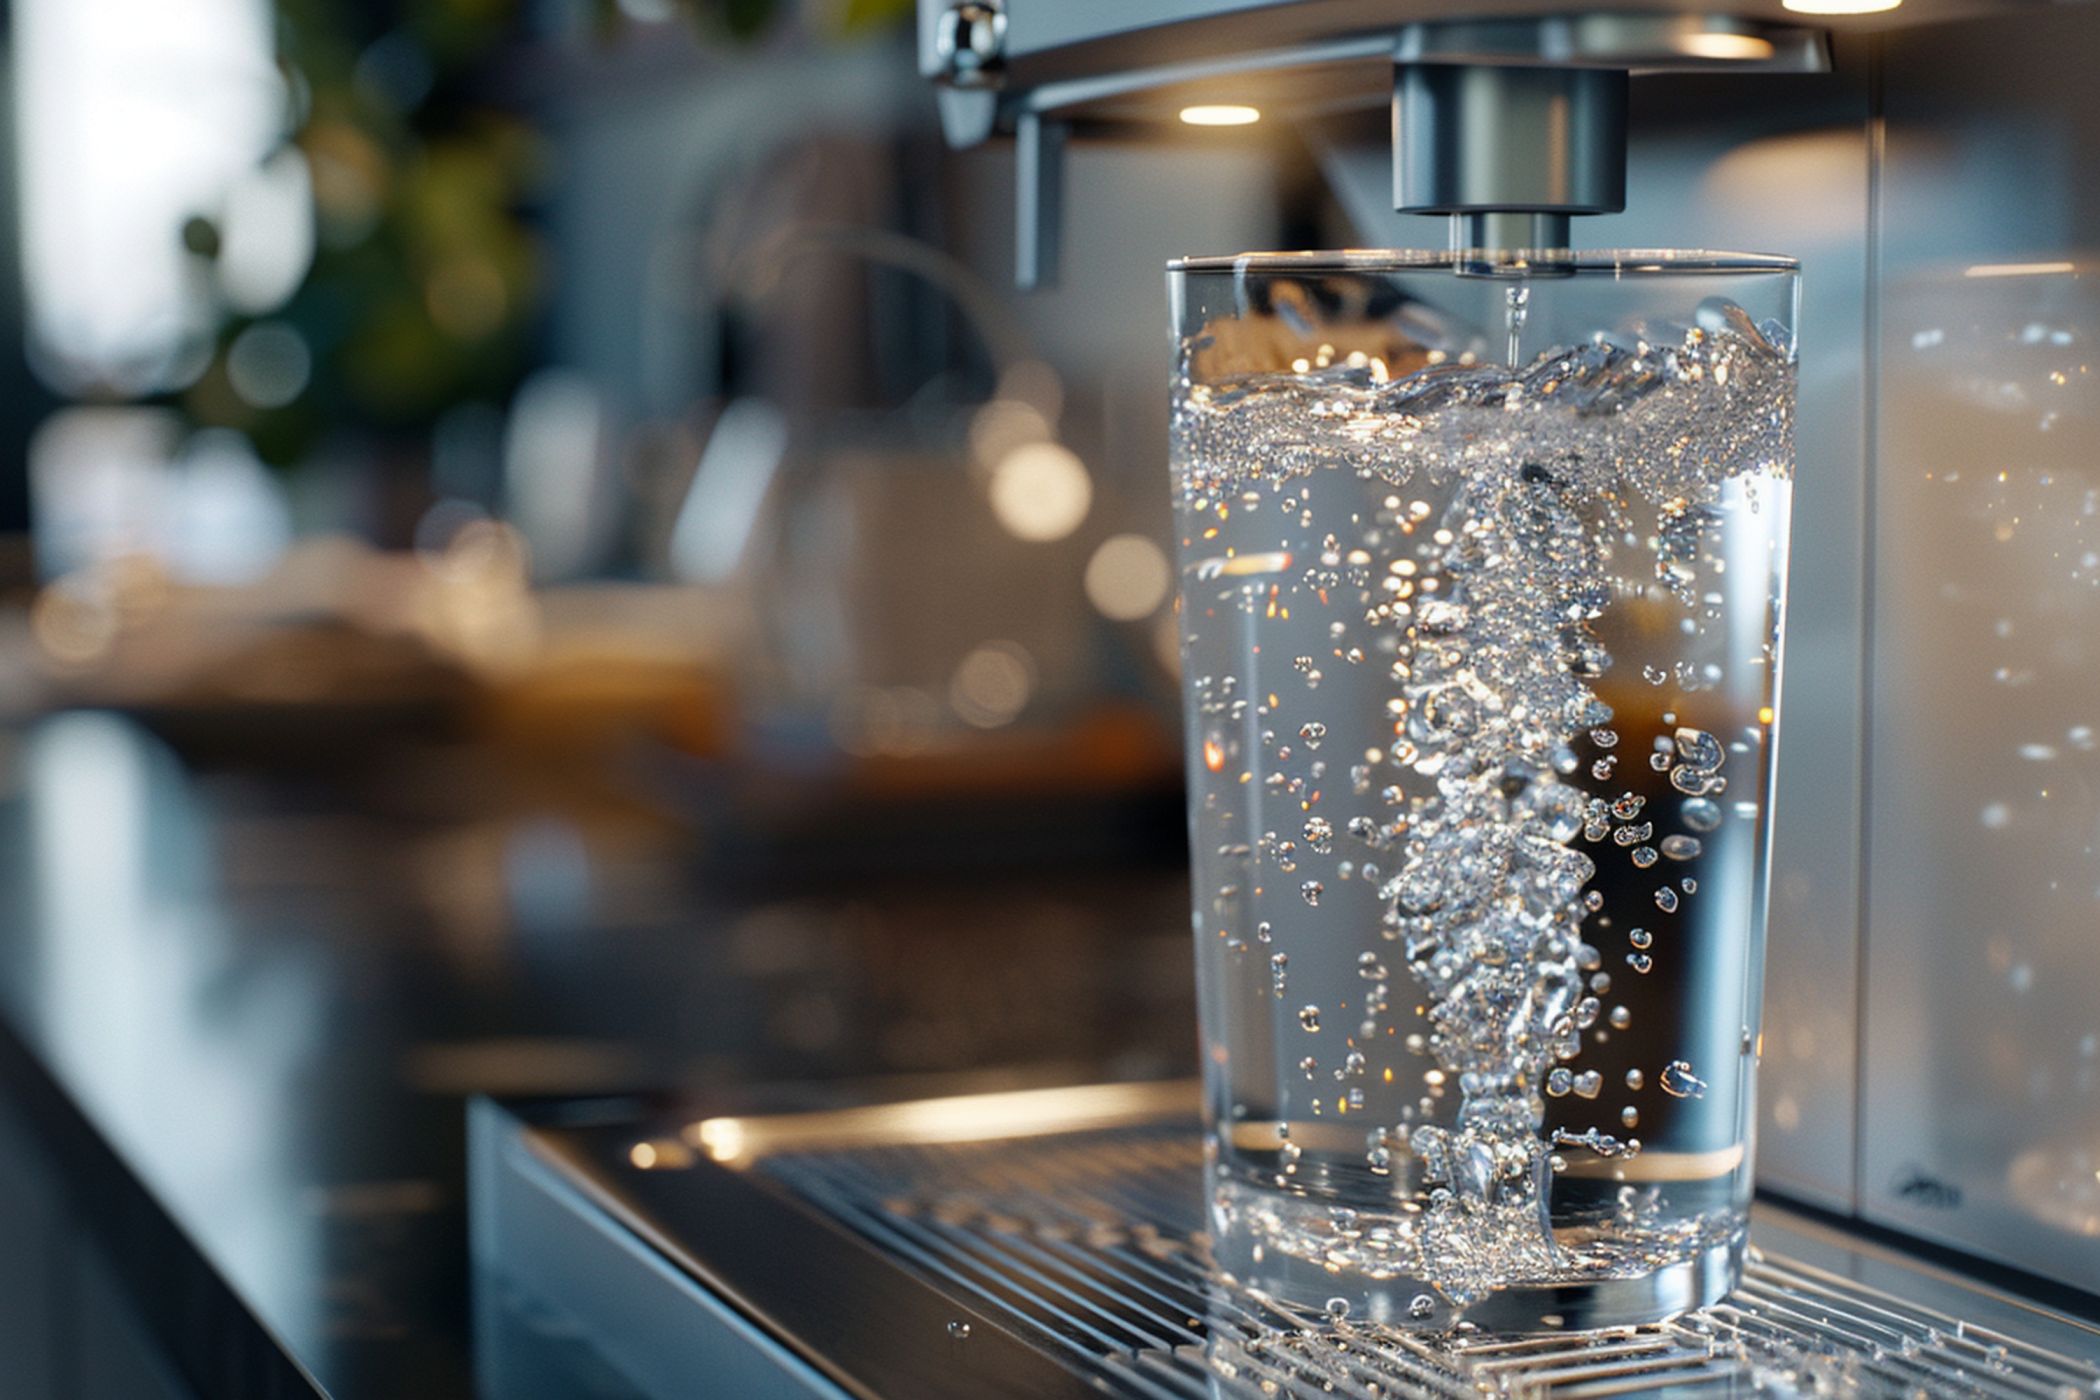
[1179,104,1261,127]
[1782,0,1900,15]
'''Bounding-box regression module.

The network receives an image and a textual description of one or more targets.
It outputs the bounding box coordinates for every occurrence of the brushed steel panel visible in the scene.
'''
[1865,8,2100,1293]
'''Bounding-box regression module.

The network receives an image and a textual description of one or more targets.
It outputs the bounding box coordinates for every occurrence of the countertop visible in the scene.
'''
[0,710,1196,1397]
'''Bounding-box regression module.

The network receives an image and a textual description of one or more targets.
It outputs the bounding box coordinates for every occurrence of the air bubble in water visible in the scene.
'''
[1358,952,1388,980]
[1304,816,1334,852]
[948,1321,972,1341]
[1298,1005,1322,1032]
[1682,798,1723,832]
[1632,846,1659,868]
[1546,1067,1573,1097]
[1629,927,1652,949]
[1408,1294,1437,1320]
[1591,728,1618,749]
[1626,1068,1645,1089]
[1673,726,1724,771]
[1300,1056,1319,1079]
[1300,721,1328,749]
[1572,1070,1603,1099]
[1301,880,1324,906]
[1670,766,1718,795]
[1627,953,1653,973]
[1660,834,1702,860]
[1660,1060,1708,1098]
[1655,887,1680,913]
[1609,1005,1632,1029]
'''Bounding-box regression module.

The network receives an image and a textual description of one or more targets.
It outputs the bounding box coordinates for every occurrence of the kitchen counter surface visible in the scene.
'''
[0,710,1195,1397]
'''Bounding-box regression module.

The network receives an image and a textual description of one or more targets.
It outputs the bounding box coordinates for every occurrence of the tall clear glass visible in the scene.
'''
[1170,250,1798,1329]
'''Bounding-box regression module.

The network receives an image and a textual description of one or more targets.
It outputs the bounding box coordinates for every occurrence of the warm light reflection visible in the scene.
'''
[1179,105,1261,127]
[1963,261,2077,279]
[1782,0,1899,12]
[949,640,1035,728]
[685,1082,1195,1167]
[1673,32,1775,60]
[1084,534,1171,621]
[988,441,1091,542]
[629,1138,694,1170]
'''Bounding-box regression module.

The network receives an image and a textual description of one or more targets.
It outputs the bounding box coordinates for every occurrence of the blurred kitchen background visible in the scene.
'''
[0,2,1276,1393]
[0,0,2094,1395]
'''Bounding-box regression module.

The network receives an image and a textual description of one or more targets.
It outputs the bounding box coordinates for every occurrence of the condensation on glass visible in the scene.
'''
[1169,250,1799,1329]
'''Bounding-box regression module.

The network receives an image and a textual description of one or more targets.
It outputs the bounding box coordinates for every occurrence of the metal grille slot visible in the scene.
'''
[758,1125,2100,1398]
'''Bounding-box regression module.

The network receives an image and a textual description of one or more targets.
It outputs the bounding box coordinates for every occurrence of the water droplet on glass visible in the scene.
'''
[948,1321,972,1341]
[1660,1060,1708,1098]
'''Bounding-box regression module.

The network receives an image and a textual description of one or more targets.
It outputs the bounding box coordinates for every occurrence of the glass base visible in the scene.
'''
[1207,1181,1744,1332]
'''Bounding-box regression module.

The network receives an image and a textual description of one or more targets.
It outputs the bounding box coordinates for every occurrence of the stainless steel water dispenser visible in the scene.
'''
[920,0,2100,1302]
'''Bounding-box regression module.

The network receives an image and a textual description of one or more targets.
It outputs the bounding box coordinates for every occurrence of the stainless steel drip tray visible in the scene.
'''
[469,1083,2100,1398]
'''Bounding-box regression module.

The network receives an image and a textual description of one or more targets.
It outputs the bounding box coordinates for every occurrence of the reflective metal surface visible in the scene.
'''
[1861,7,2100,1293]
[476,1084,2100,1399]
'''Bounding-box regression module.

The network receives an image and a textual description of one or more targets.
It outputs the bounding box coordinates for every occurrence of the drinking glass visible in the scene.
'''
[1170,250,1798,1328]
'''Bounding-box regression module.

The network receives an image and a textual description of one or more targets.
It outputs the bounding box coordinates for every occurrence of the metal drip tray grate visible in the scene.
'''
[755,1124,2100,1398]
[476,1086,2100,1399]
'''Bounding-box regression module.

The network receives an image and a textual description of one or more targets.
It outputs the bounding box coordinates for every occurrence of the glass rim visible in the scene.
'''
[1167,248,1798,276]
